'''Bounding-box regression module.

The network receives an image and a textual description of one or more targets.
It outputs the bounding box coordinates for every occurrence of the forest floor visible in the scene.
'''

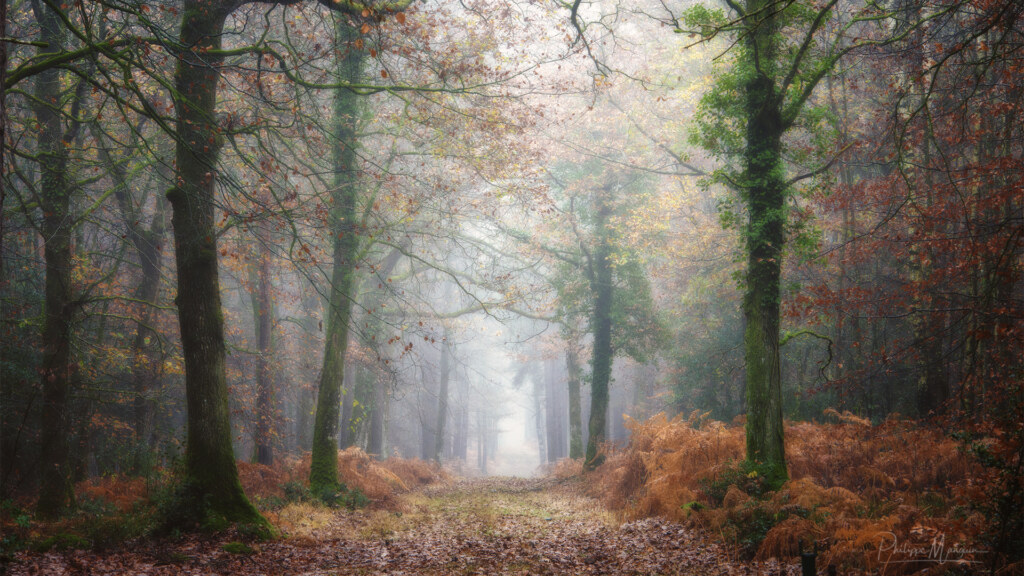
[4,476,801,575]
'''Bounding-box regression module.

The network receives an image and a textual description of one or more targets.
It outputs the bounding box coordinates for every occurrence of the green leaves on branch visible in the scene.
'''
[679,5,729,39]
[547,160,669,364]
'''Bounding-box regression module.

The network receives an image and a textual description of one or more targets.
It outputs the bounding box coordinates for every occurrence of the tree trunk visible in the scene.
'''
[347,363,375,448]
[545,357,563,462]
[533,368,547,464]
[296,283,321,453]
[165,0,261,525]
[913,127,950,417]
[251,235,274,465]
[453,367,470,461]
[33,1,75,519]
[0,0,8,284]
[433,336,451,463]
[419,360,437,460]
[567,343,583,459]
[309,18,365,492]
[352,246,403,457]
[585,193,614,471]
[740,1,788,481]
[367,383,386,457]
[338,362,354,448]
[477,409,488,474]
[456,405,469,461]
[129,235,165,474]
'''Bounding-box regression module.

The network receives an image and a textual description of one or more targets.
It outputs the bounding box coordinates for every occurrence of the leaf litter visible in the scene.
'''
[6,477,800,575]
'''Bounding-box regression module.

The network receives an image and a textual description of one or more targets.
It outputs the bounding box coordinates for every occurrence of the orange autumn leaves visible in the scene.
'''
[353,8,407,78]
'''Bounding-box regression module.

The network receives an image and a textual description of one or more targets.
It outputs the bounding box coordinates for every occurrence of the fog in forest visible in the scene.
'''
[1,0,1021,570]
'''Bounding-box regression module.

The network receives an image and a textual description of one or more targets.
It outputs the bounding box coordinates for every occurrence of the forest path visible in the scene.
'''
[8,476,776,575]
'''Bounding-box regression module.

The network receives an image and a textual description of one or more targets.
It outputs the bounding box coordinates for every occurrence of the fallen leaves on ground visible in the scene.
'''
[5,477,800,575]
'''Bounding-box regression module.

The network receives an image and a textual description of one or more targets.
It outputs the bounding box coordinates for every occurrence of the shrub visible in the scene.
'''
[701,460,780,505]
[578,410,994,573]
[75,475,148,513]
[0,500,32,556]
[245,449,446,511]
[312,483,369,510]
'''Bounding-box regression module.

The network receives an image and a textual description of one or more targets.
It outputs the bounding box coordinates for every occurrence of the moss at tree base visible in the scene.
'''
[157,479,273,538]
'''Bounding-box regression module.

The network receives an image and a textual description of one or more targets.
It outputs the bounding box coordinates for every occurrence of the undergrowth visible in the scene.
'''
[579,409,1006,574]
[1,449,445,556]
[237,448,448,511]
[1,479,159,557]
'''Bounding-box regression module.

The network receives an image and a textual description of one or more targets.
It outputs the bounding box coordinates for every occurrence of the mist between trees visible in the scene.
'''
[0,0,1020,569]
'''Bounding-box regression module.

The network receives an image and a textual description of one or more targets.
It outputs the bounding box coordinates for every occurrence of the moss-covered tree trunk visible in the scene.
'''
[0,0,6,277]
[740,0,787,483]
[165,0,262,525]
[584,192,614,471]
[309,18,365,492]
[338,364,355,448]
[33,1,76,519]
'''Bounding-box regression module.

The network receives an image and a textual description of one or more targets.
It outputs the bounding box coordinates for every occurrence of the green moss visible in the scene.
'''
[309,21,367,493]
[155,478,271,536]
[237,521,276,541]
[221,541,255,554]
[165,187,184,204]
[701,459,785,505]
[680,501,705,515]
[32,533,90,552]
[200,511,230,532]
[309,439,339,493]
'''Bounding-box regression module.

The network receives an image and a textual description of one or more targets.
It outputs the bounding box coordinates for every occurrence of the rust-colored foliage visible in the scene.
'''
[590,411,743,518]
[587,411,992,573]
[236,461,291,500]
[546,457,584,480]
[74,476,149,513]
[238,450,447,508]
[334,448,410,502]
[379,455,449,490]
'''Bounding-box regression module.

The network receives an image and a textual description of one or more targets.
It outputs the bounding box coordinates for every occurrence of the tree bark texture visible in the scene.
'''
[740,0,787,482]
[252,235,274,465]
[309,17,365,491]
[33,2,75,519]
[585,192,614,470]
[165,0,261,524]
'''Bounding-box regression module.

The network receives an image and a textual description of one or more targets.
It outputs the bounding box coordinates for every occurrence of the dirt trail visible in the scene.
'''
[8,477,796,575]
